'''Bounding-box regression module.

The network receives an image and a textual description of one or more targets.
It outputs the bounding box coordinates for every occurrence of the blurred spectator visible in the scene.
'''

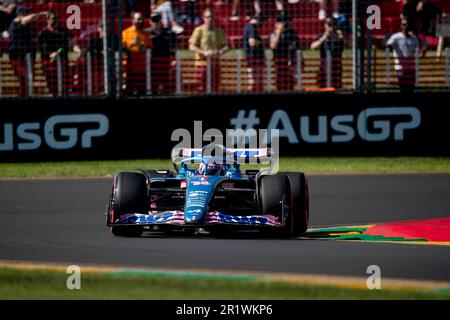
[146,12,177,94]
[0,0,17,36]
[416,0,442,56]
[270,12,301,91]
[318,0,339,21]
[8,7,47,96]
[125,0,136,14]
[122,11,153,95]
[416,0,442,35]
[186,0,199,25]
[151,0,184,34]
[189,8,229,92]
[386,18,420,93]
[38,12,72,96]
[231,0,258,21]
[74,21,111,95]
[243,14,265,91]
[177,0,200,25]
[310,17,344,89]
[401,0,419,33]
[87,22,107,59]
[231,0,285,21]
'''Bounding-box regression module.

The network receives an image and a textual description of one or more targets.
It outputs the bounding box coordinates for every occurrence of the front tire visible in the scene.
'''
[110,172,148,237]
[281,172,309,237]
[258,174,292,237]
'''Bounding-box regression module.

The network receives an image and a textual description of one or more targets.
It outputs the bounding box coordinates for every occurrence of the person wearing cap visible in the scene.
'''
[243,13,266,92]
[269,12,302,91]
[38,12,72,96]
[122,11,153,95]
[8,6,47,96]
[146,12,177,94]
[311,17,344,90]
[189,8,229,93]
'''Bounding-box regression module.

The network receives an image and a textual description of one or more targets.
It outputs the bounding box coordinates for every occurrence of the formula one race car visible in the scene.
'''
[105,145,309,238]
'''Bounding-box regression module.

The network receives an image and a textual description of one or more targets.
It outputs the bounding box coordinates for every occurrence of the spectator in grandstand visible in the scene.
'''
[125,0,137,15]
[310,17,344,90]
[243,13,266,91]
[386,18,420,93]
[151,0,184,34]
[0,0,17,37]
[8,6,48,97]
[186,0,200,25]
[269,12,302,91]
[401,0,419,33]
[416,0,442,56]
[74,21,110,95]
[416,0,442,35]
[230,0,285,21]
[318,0,339,21]
[122,11,153,95]
[146,12,177,94]
[177,0,200,25]
[86,22,107,60]
[38,12,72,96]
[189,8,229,92]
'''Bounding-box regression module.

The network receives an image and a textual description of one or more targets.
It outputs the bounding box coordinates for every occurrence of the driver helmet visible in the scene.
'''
[199,162,223,176]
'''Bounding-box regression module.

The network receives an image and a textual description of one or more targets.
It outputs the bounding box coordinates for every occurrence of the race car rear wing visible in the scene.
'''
[171,145,279,174]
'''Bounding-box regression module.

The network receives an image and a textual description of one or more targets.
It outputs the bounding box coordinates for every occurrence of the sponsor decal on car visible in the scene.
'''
[192,181,210,186]
[221,182,234,188]
[116,212,282,226]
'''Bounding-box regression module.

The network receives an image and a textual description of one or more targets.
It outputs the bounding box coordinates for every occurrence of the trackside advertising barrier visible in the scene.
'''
[0,93,449,162]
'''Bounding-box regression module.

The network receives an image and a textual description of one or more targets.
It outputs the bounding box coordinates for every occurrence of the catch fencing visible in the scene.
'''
[0,0,449,98]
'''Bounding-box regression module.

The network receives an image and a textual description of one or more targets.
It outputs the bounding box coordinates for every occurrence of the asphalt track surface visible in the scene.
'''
[0,174,449,281]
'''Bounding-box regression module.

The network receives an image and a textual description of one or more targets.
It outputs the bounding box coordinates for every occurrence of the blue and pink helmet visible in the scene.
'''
[198,162,225,176]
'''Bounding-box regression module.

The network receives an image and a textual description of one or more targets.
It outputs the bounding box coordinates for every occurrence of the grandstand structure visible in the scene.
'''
[0,0,449,98]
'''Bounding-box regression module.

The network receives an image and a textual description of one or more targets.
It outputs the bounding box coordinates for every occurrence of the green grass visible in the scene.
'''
[0,157,450,178]
[280,157,450,174]
[0,267,449,300]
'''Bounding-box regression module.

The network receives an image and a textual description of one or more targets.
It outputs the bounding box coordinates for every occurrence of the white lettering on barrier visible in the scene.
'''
[229,107,421,144]
[0,114,109,151]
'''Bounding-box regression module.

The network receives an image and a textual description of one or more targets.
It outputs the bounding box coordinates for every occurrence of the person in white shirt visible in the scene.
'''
[386,19,420,93]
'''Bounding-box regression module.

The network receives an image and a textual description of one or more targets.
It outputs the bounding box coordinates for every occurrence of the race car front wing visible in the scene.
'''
[108,211,283,227]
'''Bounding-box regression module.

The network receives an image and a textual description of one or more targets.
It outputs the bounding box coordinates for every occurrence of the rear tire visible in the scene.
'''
[110,172,147,237]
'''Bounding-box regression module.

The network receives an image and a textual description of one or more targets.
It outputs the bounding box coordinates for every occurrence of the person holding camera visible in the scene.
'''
[311,17,344,90]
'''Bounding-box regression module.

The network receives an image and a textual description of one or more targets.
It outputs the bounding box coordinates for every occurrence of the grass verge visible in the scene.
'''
[0,157,450,178]
[0,267,449,300]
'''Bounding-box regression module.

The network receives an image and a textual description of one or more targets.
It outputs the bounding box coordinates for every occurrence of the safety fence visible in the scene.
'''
[0,52,106,97]
[121,50,354,94]
[367,47,450,92]
[0,0,450,98]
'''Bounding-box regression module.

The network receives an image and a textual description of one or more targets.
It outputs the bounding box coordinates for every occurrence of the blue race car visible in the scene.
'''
[106,145,309,238]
